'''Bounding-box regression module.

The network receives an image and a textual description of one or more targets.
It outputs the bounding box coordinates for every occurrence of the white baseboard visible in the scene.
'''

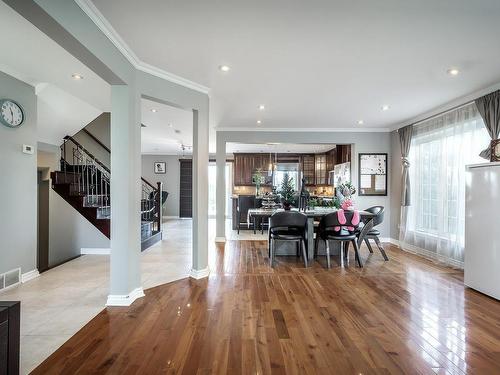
[189,267,210,280]
[164,215,180,219]
[106,287,145,306]
[21,269,40,283]
[214,237,226,243]
[81,247,110,255]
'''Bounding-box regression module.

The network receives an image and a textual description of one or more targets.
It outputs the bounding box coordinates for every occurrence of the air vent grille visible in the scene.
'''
[0,268,21,291]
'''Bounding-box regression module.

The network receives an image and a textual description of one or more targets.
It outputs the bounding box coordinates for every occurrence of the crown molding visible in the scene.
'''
[74,0,210,95]
[215,127,391,133]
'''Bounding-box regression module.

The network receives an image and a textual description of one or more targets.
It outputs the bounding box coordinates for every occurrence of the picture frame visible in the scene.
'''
[358,153,388,196]
[491,139,500,162]
[154,161,166,174]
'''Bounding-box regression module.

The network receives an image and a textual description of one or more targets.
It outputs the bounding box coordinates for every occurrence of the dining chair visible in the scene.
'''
[315,209,363,268]
[236,195,256,234]
[360,206,389,260]
[268,211,308,268]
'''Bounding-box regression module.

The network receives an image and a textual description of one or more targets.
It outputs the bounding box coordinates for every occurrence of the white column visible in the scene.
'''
[107,85,143,306]
[215,132,226,242]
[190,109,210,279]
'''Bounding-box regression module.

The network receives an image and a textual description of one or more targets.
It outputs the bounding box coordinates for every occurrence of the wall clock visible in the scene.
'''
[0,99,25,128]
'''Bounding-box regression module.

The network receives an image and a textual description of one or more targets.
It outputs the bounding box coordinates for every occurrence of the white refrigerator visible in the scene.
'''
[465,161,500,300]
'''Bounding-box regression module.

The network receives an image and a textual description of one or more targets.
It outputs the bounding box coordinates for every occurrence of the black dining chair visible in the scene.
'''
[236,195,256,234]
[360,206,388,261]
[268,211,308,268]
[315,210,363,268]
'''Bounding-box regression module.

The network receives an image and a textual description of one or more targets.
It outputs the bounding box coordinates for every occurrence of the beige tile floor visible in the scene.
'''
[0,219,194,374]
[0,218,260,374]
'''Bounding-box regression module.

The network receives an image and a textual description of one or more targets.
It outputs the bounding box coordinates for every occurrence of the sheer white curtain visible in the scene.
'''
[400,103,489,267]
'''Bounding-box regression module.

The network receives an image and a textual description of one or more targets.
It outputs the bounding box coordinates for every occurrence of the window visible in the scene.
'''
[273,163,299,190]
[403,103,489,263]
[208,163,232,217]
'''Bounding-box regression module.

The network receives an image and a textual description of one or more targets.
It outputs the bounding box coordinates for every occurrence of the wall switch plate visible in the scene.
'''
[22,144,34,154]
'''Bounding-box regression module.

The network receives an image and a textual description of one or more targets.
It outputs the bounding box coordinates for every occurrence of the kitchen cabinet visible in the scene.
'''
[315,154,327,185]
[233,154,269,186]
[301,154,315,185]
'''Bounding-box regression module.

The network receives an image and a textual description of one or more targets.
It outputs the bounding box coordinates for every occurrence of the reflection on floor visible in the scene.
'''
[32,240,500,374]
[0,218,193,374]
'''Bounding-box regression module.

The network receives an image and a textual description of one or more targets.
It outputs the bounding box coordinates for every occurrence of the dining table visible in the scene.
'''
[247,207,376,261]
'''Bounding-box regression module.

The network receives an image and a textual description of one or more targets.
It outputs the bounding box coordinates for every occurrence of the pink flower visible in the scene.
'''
[341,199,354,210]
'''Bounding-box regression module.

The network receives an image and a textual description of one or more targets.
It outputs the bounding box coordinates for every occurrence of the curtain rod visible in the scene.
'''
[411,100,475,128]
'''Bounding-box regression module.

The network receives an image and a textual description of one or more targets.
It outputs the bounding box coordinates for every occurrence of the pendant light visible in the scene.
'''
[268,152,273,176]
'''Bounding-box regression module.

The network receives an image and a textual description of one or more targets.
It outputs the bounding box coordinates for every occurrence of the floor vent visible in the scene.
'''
[0,268,21,291]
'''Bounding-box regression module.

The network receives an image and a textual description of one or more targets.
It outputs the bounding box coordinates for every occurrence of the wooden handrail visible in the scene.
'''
[83,129,111,153]
[63,135,158,190]
[63,135,110,173]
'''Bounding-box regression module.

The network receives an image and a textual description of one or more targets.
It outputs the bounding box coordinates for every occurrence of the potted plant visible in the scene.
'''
[278,172,295,210]
[337,181,356,210]
[252,169,265,196]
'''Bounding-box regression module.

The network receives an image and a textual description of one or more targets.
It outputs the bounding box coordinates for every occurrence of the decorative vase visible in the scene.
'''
[283,201,291,210]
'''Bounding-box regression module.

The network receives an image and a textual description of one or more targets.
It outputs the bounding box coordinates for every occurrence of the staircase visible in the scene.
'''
[51,135,163,251]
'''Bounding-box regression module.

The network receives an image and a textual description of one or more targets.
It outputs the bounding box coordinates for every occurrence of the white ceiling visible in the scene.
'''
[91,0,500,130]
[227,143,335,154]
[141,98,193,155]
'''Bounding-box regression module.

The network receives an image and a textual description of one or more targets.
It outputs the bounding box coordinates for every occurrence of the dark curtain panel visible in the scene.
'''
[475,90,500,160]
[398,125,414,206]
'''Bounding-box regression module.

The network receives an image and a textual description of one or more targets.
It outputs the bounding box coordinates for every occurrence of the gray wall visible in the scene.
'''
[38,142,109,265]
[217,130,393,237]
[141,155,190,217]
[0,71,37,275]
[71,112,110,168]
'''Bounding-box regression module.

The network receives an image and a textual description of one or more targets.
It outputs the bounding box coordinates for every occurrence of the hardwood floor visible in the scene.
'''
[32,241,500,374]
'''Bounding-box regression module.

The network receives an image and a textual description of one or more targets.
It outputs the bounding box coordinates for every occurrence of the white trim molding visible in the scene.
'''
[189,267,210,280]
[214,237,226,243]
[106,287,145,307]
[81,247,110,255]
[216,127,391,133]
[21,269,40,283]
[74,0,210,95]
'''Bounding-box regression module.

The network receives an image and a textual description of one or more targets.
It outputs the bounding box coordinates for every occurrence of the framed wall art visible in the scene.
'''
[358,153,387,196]
[154,161,166,174]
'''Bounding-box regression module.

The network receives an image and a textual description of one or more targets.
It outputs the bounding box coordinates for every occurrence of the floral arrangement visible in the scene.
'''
[337,181,356,210]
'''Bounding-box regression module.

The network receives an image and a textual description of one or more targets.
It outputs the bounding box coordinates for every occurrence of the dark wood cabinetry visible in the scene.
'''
[0,302,20,375]
[233,146,351,187]
[233,154,269,186]
[301,154,315,185]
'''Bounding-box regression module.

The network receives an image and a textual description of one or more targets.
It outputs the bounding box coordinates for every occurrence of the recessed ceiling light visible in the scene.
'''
[71,73,83,80]
[151,109,158,113]
[219,65,230,72]
[258,104,265,110]
[447,68,460,76]
[257,120,262,124]
[357,120,364,125]
[381,105,390,111]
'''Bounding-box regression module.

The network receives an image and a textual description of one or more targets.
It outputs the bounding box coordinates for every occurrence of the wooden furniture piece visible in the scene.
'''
[0,301,20,375]
[247,208,375,262]
[316,211,362,268]
[300,154,316,185]
[179,159,193,218]
[268,211,308,268]
[236,195,256,234]
[360,206,388,260]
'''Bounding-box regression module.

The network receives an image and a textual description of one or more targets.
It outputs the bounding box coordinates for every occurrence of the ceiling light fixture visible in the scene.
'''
[357,120,364,125]
[151,109,158,113]
[258,104,265,110]
[381,105,390,111]
[71,73,83,80]
[447,68,460,76]
[219,65,230,72]
[257,120,262,124]
[168,123,173,128]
